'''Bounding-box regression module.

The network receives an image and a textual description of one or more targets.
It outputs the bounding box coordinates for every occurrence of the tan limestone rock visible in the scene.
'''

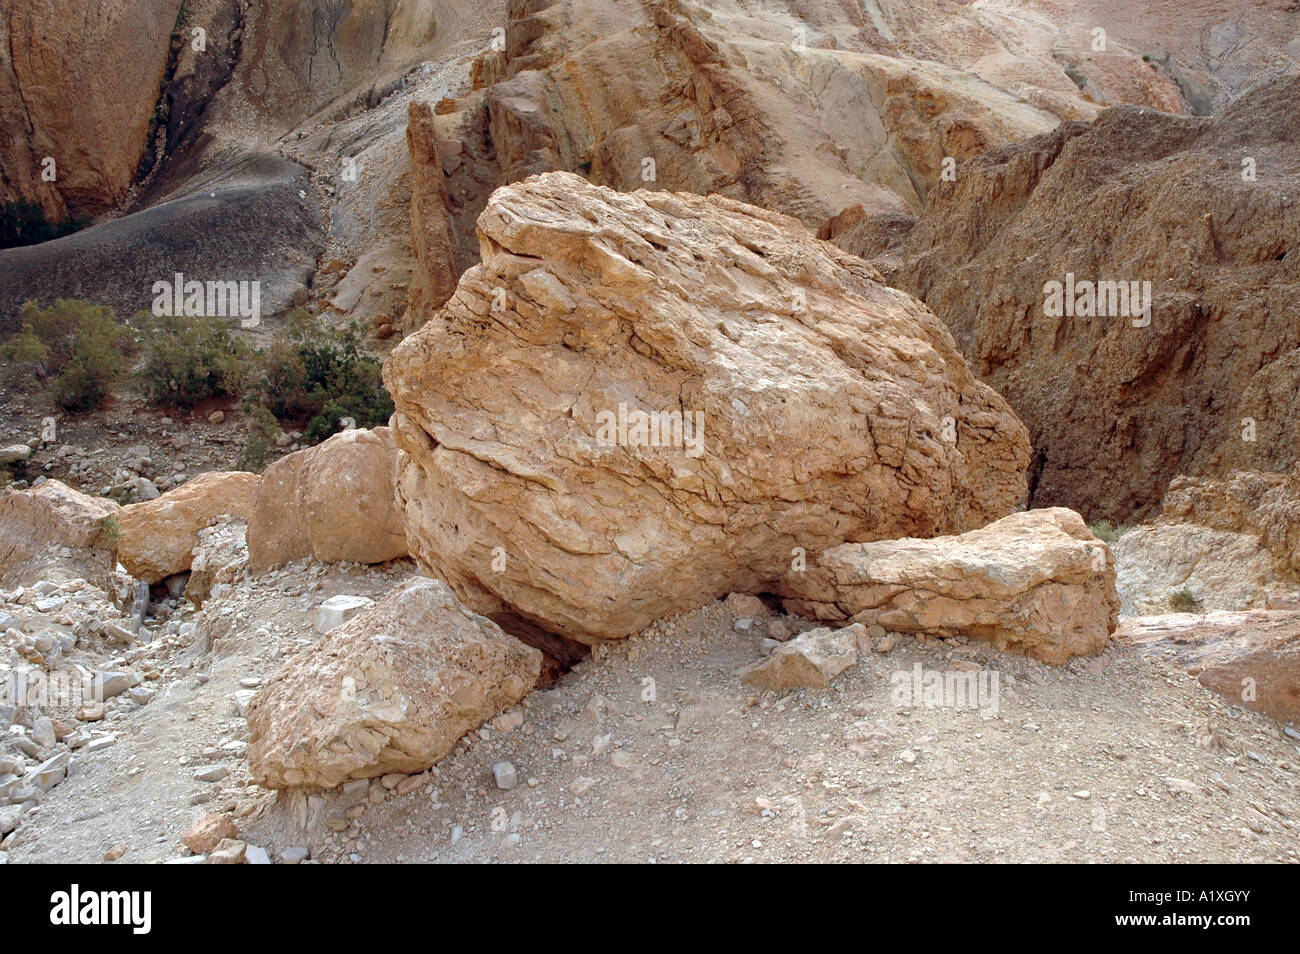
[782,508,1118,664]
[385,172,1030,644]
[247,577,541,789]
[117,471,258,584]
[0,480,119,589]
[741,623,865,690]
[247,428,407,573]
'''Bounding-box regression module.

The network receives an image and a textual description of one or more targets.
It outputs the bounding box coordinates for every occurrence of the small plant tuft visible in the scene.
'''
[1089,520,1130,544]
[1168,586,1204,613]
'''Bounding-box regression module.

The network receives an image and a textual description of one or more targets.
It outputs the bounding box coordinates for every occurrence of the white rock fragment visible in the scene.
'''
[492,761,518,790]
[313,595,375,633]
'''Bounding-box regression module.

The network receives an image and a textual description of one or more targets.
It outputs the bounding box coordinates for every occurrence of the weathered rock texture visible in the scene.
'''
[219,0,449,133]
[247,577,541,789]
[1115,524,1281,617]
[117,471,258,584]
[247,427,408,574]
[891,76,1300,522]
[1162,469,1300,580]
[0,480,120,589]
[405,101,463,319]
[1114,468,1300,614]
[386,172,1031,644]
[782,508,1119,663]
[0,0,182,217]
[184,516,249,607]
[400,0,1300,331]
[401,0,1095,328]
[1120,610,1300,724]
[741,622,866,690]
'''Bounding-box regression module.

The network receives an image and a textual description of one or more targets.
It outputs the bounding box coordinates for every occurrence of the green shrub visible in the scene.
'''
[245,311,393,444]
[2,299,134,411]
[236,406,282,473]
[0,199,88,249]
[135,312,249,409]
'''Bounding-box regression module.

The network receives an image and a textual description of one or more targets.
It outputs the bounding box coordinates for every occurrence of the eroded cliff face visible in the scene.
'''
[0,0,183,218]
[0,0,491,331]
[398,0,1300,331]
[889,75,1300,523]
[398,0,1062,327]
[0,0,471,218]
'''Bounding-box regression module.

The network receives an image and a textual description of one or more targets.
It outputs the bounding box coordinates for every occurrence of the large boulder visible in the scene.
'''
[117,471,258,584]
[0,480,119,589]
[246,577,542,789]
[247,427,408,574]
[385,171,1032,644]
[1119,610,1300,724]
[781,508,1119,663]
[890,76,1300,522]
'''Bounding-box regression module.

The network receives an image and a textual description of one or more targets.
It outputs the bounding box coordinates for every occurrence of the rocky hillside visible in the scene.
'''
[891,75,1300,522]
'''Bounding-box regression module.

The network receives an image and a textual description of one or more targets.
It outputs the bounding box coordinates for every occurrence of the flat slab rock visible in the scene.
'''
[1119,610,1300,724]
[781,507,1120,664]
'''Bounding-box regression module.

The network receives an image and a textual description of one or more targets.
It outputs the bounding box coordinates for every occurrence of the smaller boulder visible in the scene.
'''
[0,480,119,589]
[117,471,258,583]
[182,812,238,854]
[314,594,375,633]
[741,623,865,690]
[782,508,1118,664]
[247,427,407,573]
[247,577,541,789]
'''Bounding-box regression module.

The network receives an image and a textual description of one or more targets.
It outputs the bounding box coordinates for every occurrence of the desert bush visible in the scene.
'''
[1168,586,1204,613]
[245,310,393,443]
[135,312,250,409]
[1,299,134,411]
[237,405,282,473]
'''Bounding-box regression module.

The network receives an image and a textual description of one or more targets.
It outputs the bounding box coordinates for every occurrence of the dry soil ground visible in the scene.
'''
[4,556,1297,865]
